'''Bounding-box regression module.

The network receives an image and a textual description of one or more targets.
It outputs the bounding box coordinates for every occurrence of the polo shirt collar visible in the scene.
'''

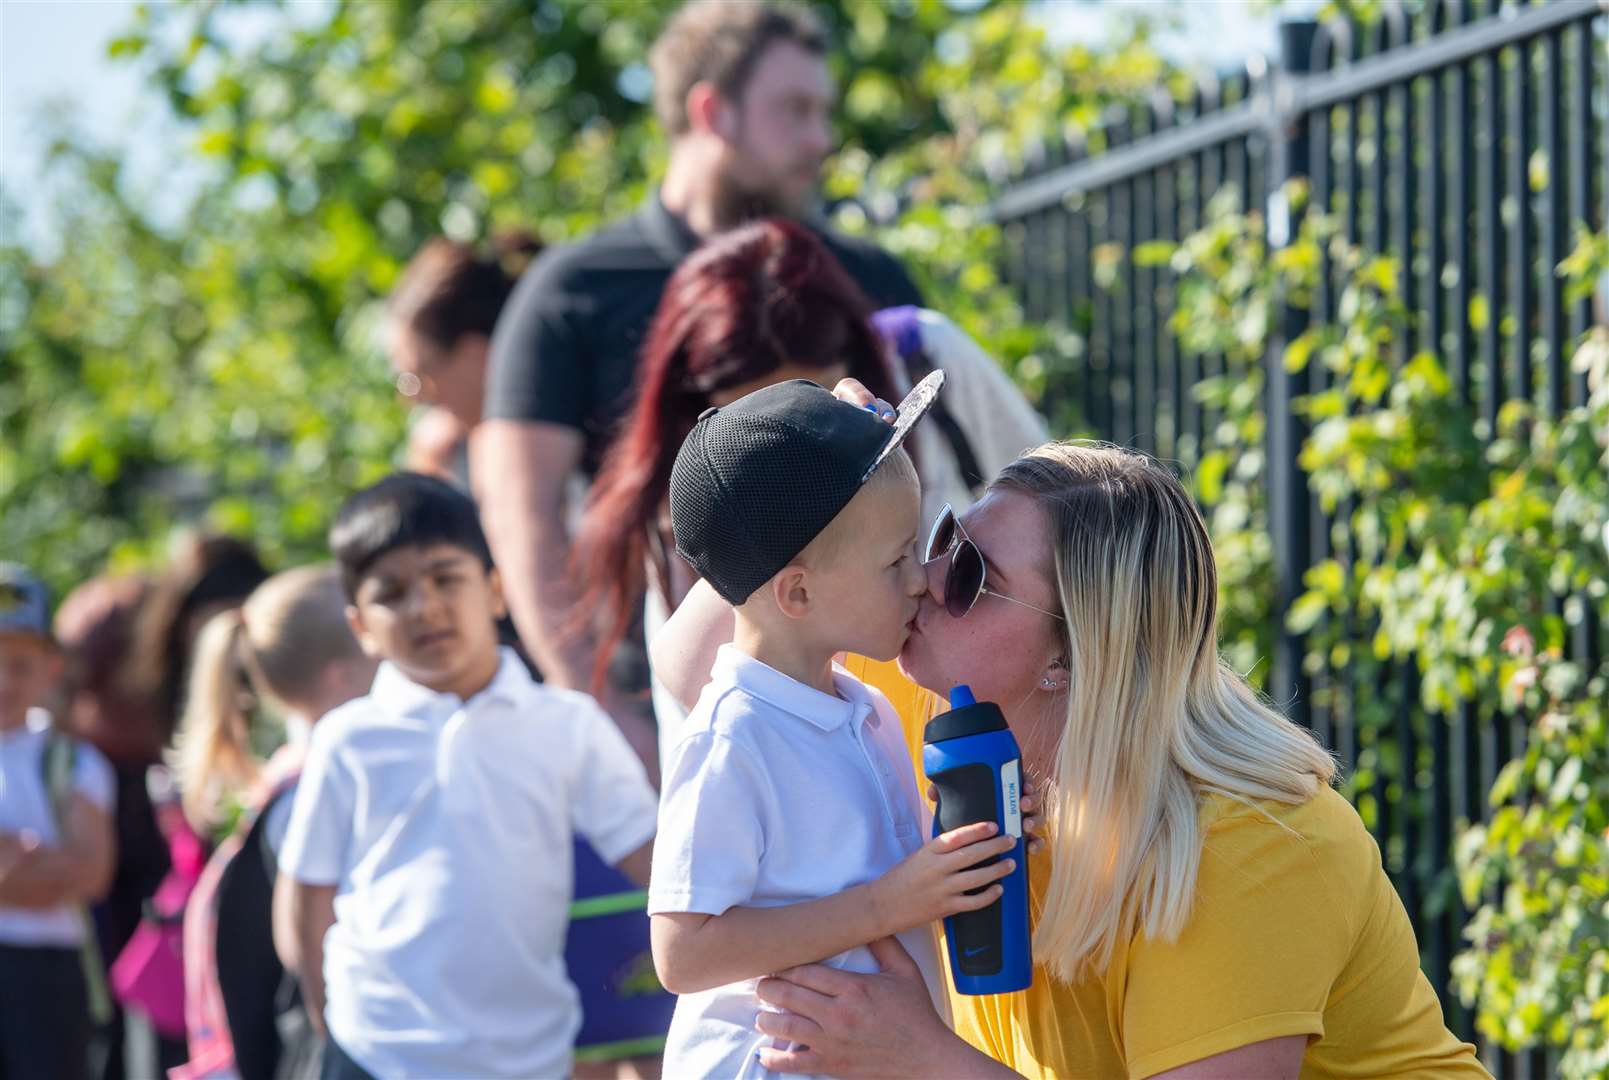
[711,644,872,733]
[370,646,528,717]
[638,189,703,265]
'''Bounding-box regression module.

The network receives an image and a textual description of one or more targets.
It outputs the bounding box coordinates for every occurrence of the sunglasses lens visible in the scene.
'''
[945,539,985,619]
[925,508,956,563]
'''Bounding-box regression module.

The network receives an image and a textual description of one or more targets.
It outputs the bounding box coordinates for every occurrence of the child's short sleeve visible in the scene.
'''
[647,729,768,917]
[567,699,659,865]
[70,740,114,813]
[277,725,356,886]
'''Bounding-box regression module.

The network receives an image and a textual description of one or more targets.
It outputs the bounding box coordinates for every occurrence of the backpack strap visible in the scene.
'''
[871,306,988,494]
[41,732,114,1026]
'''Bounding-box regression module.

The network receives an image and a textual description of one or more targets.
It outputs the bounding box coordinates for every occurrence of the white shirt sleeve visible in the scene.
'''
[261,782,298,859]
[646,728,768,917]
[277,725,355,886]
[70,740,115,813]
[568,699,659,866]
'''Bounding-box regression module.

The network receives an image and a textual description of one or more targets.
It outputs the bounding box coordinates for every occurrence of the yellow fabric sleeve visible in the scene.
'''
[1112,791,1360,1078]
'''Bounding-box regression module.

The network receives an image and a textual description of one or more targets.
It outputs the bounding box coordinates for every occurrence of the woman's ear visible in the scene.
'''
[769,565,812,621]
[1037,655,1068,693]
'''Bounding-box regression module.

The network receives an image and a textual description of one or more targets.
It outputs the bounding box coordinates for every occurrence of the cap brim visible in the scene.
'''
[864,368,945,481]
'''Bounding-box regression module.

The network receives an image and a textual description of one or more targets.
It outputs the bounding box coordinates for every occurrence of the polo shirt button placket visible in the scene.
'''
[852,706,911,836]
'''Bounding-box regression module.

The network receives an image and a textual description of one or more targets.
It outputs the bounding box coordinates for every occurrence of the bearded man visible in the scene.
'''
[473,0,922,758]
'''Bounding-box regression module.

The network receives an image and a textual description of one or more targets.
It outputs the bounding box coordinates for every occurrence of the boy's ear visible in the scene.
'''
[344,604,383,661]
[769,565,812,621]
[486,566,508,621]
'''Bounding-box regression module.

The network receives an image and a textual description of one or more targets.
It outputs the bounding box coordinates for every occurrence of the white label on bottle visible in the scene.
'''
[1001,759,1022,839]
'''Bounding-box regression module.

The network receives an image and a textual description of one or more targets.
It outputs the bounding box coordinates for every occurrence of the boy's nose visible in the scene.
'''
[403,581,444,619]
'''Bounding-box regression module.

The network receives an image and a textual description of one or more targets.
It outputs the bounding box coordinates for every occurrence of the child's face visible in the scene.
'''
[0,631,61,728]
[346,543,506,697]
[805,474,927,663]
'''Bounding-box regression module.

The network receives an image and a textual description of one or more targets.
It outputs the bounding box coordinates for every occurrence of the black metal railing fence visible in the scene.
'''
[989,2,1606,1074]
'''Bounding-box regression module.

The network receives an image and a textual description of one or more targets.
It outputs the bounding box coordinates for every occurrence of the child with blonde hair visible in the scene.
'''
[171,566,375,1080]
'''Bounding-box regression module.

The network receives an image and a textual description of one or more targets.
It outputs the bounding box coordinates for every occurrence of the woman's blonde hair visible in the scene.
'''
[993,442,1336,982]
[172,566,361,831]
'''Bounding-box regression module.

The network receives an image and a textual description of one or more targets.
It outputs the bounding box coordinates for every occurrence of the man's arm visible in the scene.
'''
[474,419,659,767]
[276,876,337,1039]
[0,793,114,908]
[471,418,592,689]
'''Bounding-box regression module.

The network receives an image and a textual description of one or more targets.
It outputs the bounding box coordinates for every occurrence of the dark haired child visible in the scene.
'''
[648,377,1023,1079]
[274,473,658,1079]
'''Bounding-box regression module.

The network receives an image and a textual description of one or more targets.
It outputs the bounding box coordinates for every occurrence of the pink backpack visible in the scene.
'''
[109,768,208,1041]
[170,746,305,1080]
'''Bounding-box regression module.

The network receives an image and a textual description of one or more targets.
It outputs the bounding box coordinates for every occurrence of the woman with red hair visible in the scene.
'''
[578,217,1047,769]
[578,219,895,759]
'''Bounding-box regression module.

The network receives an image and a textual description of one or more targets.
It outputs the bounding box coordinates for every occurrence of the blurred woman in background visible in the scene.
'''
[386,231,542,485]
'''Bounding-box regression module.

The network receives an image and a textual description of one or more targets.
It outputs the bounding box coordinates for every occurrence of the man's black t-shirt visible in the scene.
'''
[483,192,924,474]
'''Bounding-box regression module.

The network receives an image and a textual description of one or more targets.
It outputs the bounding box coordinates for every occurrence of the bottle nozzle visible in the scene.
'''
[948,684,977,709]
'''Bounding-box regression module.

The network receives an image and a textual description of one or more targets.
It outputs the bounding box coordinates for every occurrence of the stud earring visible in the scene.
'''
[1041,676,1060,690]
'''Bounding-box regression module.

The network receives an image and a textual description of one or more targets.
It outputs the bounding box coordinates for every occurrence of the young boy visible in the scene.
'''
[650,375,1020,1078]
[0,563,115,1080]
[273,474,659,1080]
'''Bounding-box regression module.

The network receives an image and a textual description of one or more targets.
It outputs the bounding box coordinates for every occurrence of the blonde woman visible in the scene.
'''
[653,386,1487,1079]
[171,567,375,1080]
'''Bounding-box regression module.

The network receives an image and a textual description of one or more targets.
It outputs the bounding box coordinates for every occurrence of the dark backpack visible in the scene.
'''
[211,785,310,1080]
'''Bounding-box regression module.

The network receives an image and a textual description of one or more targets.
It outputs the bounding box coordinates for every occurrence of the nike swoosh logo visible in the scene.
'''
[963,946,991,958]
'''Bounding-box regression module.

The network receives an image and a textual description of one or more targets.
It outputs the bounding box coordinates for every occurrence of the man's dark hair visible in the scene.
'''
[330,472,494,600]
[649,0,828,137]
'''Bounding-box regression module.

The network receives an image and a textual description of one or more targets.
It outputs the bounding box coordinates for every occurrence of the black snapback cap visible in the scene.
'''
[669,370,945,605]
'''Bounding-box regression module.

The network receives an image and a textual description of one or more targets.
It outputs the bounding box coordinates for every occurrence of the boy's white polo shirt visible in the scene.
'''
[278,647,658,1080]
[650,645,945,1079]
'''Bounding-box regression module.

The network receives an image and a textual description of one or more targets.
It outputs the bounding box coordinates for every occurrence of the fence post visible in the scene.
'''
[1266,18,1318,726]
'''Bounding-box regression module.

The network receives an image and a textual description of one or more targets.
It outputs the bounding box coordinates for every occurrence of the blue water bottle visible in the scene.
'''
[922,685,1032,995]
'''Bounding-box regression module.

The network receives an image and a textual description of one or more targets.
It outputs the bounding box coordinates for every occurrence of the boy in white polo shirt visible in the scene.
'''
[274,473,659,1080]
[650,375,1021,1078]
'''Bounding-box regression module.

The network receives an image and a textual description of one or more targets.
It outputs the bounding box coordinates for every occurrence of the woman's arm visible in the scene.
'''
[1152,1038,1306,1080]
[755,937,1019,1079]
[648,578,733,712]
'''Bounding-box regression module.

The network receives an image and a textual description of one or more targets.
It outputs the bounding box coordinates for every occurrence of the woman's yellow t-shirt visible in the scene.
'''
[842,655,1487,1080]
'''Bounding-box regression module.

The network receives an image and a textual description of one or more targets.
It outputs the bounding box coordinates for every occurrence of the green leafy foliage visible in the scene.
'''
[1150,199,1609,1070]
[5,0,1194,596]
